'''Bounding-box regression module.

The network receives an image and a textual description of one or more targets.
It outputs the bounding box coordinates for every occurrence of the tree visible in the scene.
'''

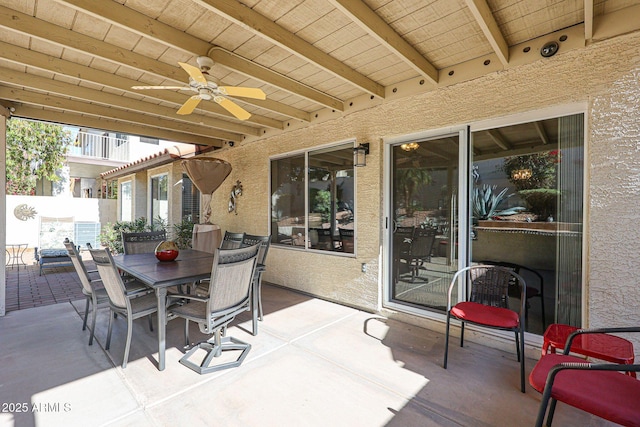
[396,167,432,216]
[5,118,70,195]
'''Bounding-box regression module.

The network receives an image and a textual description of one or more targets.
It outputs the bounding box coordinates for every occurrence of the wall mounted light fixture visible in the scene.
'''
[354,143,370,167]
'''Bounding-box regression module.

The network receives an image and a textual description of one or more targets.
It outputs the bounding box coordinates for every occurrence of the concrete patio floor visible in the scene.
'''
[1,265,615,426]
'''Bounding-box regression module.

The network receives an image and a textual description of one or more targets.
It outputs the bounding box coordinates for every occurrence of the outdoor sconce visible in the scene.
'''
[354,143,370,167]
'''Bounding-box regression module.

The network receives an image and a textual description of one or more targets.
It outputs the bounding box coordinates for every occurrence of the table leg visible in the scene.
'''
[156,287,167,371]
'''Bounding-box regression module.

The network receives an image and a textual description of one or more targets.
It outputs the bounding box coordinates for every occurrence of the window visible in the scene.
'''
[271,142,355,253]
[120,181,132,221]
[150,174,168,226]
[181,174,200,223]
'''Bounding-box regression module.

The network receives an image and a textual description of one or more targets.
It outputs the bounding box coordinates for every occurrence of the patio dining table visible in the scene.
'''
[113,249,260,371]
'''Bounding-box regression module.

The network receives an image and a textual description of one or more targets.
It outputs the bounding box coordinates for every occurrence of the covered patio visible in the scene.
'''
[2,0,640,425]
[0,271,610,426]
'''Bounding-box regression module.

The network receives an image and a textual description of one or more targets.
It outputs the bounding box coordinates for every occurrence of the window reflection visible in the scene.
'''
[271,143,355,254]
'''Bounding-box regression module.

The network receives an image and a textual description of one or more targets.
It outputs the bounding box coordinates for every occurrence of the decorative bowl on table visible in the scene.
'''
[155,240,179,262]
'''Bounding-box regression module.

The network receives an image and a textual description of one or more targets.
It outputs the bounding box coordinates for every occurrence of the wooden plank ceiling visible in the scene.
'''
[0,0,639,149]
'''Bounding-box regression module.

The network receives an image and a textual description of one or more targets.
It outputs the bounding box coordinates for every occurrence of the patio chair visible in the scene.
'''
[220,231,244,249]
[529,327,640,427]
[241,234,271,322]
[65,241,150,345]
[310,227,333,250]
[406,226,437,282]
[476,260,546,330]
[121,230,167,254]
[89,248,158,368]
[167,244,260,374]
[393,226,414,282]
[35,216,75,275]
[339,228,354,253]
[443,265,527,393]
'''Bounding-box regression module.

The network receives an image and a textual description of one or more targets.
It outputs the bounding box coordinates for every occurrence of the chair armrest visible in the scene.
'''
[168,294,208,303]
[564,327,640,354]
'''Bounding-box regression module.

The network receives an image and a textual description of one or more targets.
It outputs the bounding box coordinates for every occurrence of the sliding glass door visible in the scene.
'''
[387,132,464,312]
[384,112,584,335]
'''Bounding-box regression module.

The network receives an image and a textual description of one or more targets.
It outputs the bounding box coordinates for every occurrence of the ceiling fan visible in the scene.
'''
[131,56,266,120]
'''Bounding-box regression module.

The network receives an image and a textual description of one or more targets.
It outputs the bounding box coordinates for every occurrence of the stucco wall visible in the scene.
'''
[206,31,640,334]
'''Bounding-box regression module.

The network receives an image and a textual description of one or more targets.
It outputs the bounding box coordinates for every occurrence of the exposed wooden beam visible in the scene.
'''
[328,0,438,84]
[464,0,509,66]
[584,0,594,41]
[0,5,282,129]
[208,47,344,112]
[486,129,511,150]
[12,106,223,147]
[0,41,258,136]
[533,122,550,145]
[0,87,233,143]
[194,0,385,98]
[0,68,243,141]
[56,0,340,114]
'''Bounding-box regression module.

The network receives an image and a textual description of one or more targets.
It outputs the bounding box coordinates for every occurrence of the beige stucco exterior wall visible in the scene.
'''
[206,31,640,343]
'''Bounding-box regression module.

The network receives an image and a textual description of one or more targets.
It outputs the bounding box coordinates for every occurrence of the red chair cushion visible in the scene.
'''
[529,354,640,427]
[450,302,519,329]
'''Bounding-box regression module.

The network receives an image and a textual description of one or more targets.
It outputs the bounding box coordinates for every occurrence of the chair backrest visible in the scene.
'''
[310,228,333,250]
[89,248,129,309]
[121,230,166,254]
[410,227,437,258]
[207,244,260,314]
[339,228,355,253]
[220,231,245,249]
[241,234,271,265]
[64,240,94,294]
[393,226,414,258]
[447,265,526,312]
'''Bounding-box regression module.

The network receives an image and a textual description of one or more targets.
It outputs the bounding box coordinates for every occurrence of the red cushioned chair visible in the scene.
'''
[529,327,640,427]
[443,265,527,392]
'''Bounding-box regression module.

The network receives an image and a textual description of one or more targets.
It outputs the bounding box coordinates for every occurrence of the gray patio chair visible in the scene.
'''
[406,226,437,282]
[64,240,107,345]
[443,264,527,393]
[167,243,260,374]
[89,248,158,368]
[241,234,271,322]
[220,231,244,249]
[121,230,167,254]
[65,241,150,345]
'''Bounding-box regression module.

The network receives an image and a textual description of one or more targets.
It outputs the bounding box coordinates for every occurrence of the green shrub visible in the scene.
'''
[172,218,195,249]
[517,189,560,220]
[472,184,525,220]
[99,217,167,254]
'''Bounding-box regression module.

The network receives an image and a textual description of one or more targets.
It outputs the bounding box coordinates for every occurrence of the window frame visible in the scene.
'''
[119,179,132,222]
[270,139,357,256]
[149,172,169,226]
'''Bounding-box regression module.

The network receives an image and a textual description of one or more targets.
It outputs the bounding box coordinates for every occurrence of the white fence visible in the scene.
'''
[5,195,117,250]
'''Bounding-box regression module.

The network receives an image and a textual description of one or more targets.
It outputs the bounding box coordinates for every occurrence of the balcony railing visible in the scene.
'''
[67,131,130,162]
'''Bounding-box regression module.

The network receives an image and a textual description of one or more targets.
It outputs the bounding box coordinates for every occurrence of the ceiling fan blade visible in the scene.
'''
[214,96,251,120]
[178,62,207,85]
[131,85,190,90]
[218,86,266,100]
[177,95,202,115]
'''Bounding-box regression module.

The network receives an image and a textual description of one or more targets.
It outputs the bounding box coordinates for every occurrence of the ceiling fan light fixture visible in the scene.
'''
[196,56,214,72]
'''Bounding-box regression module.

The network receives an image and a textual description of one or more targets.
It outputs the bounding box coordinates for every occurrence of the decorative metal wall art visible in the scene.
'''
[228,180,243,214]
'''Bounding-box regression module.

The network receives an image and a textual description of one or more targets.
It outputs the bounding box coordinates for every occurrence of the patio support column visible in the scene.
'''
[0,108,8,316]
